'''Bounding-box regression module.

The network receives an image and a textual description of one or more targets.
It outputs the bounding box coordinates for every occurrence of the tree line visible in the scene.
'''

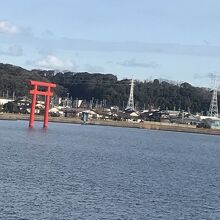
[0,63,216,114]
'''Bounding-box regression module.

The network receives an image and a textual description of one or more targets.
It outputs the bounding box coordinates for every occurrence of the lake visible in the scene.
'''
[0,120,220,219]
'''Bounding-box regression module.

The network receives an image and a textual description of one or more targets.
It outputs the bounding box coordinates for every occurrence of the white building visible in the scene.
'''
[0,98,14,105]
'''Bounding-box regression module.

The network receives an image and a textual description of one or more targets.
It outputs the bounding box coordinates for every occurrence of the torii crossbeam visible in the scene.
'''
[29,80,56,128]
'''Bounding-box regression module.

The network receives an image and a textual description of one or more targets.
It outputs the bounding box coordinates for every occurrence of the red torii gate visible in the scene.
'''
[29,80,56,128]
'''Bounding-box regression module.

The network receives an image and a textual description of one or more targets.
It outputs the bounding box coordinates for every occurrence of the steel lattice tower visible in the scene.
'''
[209,79,218,117]
[126,78,135,111]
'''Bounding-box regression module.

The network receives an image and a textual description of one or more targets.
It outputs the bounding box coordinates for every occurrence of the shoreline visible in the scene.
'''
[0,113,220,136]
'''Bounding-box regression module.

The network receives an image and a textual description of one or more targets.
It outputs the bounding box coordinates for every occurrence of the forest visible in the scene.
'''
[0,63,216,114]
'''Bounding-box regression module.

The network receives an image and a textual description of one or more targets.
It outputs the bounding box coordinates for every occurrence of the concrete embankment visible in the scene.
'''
[0,113,220,136]
[89,119,220,135]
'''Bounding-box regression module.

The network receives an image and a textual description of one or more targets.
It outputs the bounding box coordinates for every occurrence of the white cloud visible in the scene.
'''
[27,37,220,57]
[8,45,23,56]
[42,29,54,37]
[84,64,105,72]
[35,55,76,70]
[1,45,23,56]
[0,20,20,34]
[117,59,159,69]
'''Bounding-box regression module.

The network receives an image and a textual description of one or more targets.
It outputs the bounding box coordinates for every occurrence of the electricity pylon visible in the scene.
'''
[209,77,219,117]
[126,78,135,111]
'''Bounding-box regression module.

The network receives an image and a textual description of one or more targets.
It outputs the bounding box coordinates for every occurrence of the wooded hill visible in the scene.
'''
[0,63,215,114]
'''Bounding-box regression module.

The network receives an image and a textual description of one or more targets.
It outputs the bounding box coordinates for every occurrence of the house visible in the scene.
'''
[0,98,14,105]
[140,110,161,122]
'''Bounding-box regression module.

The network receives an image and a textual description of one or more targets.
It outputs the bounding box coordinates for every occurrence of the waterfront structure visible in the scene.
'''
[29,80,56,128]
[126,78,135,111]
[81,111,89,123]
[202,118,220,129]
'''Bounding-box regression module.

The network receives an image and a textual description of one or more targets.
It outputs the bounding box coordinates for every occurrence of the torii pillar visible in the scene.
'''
[29,80,56,128]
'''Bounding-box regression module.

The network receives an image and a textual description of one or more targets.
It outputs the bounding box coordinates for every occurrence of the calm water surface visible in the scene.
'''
[0,120,220,219]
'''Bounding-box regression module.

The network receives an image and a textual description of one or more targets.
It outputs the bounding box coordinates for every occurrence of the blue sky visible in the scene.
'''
[1,0,220,87]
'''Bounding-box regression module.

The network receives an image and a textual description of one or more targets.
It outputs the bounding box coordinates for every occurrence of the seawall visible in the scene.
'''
[0,113,220,136]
